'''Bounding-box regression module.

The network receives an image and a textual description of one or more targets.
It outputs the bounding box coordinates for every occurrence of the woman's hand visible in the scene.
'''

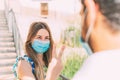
[45,44,65,80]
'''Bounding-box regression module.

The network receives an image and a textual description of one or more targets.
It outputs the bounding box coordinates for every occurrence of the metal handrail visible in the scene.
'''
[9,9,24,56]
[4,0,23,56]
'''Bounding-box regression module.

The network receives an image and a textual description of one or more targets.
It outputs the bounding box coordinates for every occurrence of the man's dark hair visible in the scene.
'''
[82,0,120,30]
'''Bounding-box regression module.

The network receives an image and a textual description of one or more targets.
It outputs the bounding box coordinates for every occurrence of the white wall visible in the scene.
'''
[5,0,81,44]
[0,0,5,10]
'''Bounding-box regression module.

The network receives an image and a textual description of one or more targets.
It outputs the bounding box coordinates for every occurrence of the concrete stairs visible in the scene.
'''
[0,10,16,80]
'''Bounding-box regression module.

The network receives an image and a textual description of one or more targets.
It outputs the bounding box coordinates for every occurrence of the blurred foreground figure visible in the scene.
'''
[73,0,120,80]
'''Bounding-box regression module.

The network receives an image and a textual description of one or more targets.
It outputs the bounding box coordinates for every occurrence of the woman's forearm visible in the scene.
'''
[21,76,36,80]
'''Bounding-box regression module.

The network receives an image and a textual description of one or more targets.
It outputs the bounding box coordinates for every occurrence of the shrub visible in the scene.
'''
[58,52,87,80]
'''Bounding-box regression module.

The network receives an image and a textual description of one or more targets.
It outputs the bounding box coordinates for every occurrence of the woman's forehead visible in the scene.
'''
[36,29,49,36]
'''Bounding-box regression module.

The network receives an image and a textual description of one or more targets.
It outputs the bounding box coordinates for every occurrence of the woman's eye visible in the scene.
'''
[36,36,42,39]
[45,37,50,40]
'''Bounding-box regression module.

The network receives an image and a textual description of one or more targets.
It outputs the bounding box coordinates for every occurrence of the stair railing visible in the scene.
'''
[4,0,23,56]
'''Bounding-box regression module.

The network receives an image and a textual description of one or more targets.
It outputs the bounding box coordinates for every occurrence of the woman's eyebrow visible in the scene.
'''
[36,35,41,37]
[36,35,49,37]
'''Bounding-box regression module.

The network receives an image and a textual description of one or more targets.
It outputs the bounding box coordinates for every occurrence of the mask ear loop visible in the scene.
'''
[81,7,87,39]
[85,22,94,42]
[85,9,95,43]
[80,8,93,55]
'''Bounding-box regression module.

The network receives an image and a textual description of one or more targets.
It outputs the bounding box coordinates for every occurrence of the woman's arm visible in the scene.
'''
[45,45,65,80]
[17,60,36,80]
[45,58,63,80]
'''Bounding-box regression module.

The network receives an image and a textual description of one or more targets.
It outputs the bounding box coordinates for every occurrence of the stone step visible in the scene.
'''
[0,74,15,80]
[0,15,5,17]
[0,18,7,22]
[0,12,5,14]
[0,37,13,42]
[0,22,7,25]
[0,17,6,19]
[0,13,5,15]
[0,42,15,47]
[0,26,8,29]
[0,30,9,33]
[0,33,13,37]
[0,66,13,74]
[0,52,16,59]
[0,20,7,23]
[0,47,16,53]
[0,24,8,27]
[0,12,5,15]
[0,14,5,18]
[0,58,16,66]
[0,19,6,22]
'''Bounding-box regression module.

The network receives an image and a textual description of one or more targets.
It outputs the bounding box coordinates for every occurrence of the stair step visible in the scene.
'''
[0,58,16,66]
[0,24,8,27]
[0,37,13,42]
[0,27,8,30]
[0,33,13,37]
[0,14,6,17]
[0,21,7,24]
[0,17,6,20]
[0,42,15,47]
[0,12,5,15]
[0,52,16,59]
[0,74,15,80]
[0,18,6,21]
[0,15,5,18]
[0,66,13,74]
[0,13,5,15]
[0,47,16,53]
[0,20,6,22]
[0,30,9,33]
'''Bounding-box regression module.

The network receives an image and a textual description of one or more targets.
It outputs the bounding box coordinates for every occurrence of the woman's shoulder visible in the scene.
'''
[13,55,35,69]
[17,55,35,70]
[13,55,35,78]
[17,56,33,69]
[17,59,33,76]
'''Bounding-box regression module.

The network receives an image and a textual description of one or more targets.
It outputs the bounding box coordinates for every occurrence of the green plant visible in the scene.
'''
[58,53,86,80]
[60,26,80,47]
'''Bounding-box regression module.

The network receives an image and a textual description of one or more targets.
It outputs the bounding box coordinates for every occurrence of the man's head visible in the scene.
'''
[80,0,120,53]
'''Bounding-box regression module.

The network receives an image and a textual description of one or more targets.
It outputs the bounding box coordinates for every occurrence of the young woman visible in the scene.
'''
[13,22,65,80]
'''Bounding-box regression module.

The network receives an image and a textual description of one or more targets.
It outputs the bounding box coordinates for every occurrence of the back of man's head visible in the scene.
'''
[95,0,120,30]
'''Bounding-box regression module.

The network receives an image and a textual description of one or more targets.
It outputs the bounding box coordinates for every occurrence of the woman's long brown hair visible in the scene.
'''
[25,22,54,80]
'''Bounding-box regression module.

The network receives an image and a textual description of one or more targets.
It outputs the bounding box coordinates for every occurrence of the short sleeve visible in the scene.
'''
[12,55,35,79]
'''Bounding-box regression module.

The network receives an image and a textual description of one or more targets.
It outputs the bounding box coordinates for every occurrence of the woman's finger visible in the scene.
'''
[57,45,66,59]
[52,44,57,58]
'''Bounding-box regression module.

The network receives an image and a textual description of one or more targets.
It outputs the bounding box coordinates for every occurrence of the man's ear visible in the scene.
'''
[84,0,98,26]
[84,0,100,42]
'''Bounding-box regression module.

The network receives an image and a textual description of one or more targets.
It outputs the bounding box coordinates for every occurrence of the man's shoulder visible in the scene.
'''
[72,49,120,80]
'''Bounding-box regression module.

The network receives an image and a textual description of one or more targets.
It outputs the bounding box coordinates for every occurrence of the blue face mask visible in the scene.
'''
[80,37,93,55]
[80,8,93,55]
[31,39,50,54]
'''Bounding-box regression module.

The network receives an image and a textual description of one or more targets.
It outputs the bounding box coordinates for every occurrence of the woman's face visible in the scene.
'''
[31,29,50,54]
[33,29,50,41]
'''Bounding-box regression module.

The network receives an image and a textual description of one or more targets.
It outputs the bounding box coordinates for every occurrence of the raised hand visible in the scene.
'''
[45,44,65,80]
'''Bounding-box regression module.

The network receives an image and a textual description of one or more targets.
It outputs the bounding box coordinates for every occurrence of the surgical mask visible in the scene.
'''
[80,37,93,55]
[80,8,94,55]
[31,39,50,54]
